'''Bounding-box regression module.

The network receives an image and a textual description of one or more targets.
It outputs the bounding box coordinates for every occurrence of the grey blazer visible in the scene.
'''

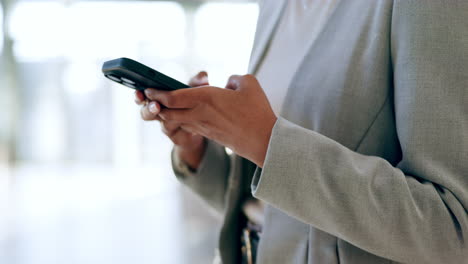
[173,1,468,263]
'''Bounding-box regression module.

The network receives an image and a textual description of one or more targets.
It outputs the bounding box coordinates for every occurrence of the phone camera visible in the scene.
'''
[106,74,122,83]
[121,77,136,85]
[122,82,136,89]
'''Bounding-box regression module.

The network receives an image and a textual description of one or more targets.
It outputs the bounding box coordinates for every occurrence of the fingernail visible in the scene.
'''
[200,75,208,84]
[149,102,158,114]
[144,89,153,97]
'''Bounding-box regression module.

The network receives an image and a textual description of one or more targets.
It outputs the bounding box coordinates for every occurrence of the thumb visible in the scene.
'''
[225,75,243,91]
[189,71,209,87]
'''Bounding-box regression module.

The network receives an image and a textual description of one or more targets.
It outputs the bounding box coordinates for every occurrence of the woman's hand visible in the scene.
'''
[144,74,277,168]
[135,71,209,170]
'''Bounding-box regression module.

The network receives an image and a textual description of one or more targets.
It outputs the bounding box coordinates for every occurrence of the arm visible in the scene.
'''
[251,1,468,263]
[172,139,231,213]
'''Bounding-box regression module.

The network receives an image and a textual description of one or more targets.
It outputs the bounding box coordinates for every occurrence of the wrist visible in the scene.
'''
[175,138,206,170]
[252,115,277,168]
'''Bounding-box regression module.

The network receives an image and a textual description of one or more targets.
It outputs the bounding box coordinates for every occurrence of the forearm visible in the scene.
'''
[252,118,468,263]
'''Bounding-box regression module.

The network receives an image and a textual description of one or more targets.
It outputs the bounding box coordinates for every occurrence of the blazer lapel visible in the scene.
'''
[248,0,287,74]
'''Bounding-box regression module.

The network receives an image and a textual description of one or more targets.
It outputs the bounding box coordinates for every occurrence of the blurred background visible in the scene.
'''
[0,0,258,263]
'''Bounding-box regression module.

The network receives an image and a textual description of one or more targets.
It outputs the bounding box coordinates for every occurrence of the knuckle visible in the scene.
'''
[165,95,177,107]
[141,106,157,121]
[180,125,189,133]
[140,107,150,120]
[144,89,155,100]
[165,125,178,135]
[171,137,182,146]
[161,111,174,121]
[168,123,180,132]
[244,74,256,82]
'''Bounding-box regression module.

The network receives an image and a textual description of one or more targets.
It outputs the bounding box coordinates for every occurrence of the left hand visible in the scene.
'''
[144,74,277,168]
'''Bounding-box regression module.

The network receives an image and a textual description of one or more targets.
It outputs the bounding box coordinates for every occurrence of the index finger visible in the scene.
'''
[144,88,203,109]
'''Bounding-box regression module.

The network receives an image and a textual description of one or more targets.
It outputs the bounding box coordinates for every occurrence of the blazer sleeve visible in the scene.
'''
[172,140,231,213]
[251,1,468,263]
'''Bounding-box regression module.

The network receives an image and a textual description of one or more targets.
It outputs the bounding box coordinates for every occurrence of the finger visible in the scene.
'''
[189,71,209,87]
[140,101,161,121]
[148,101,161,114]
[135,90,146,105]
[161,120,182,136]
[163,120,182,132]
[225,75,242,90]
[158,108,196,123]
[169,127,199,147]
[161,125,180,138]
[225,74,256,91]
[162,121,201,139]
[180,123,203,136]
[145,88,201,109]
[180,122,214,142]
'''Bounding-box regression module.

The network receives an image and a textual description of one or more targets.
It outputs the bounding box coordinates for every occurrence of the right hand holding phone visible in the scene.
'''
[135,71,209,170]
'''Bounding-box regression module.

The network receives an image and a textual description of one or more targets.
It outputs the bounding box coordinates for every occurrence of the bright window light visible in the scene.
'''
[8,2,66,61]
[194,3,258,85]
[29,86,67,162]
[64,1,186,60]
[62,61,101,95]
[8,1,186,62]
[195,3,258,61]
[0,3,4,54]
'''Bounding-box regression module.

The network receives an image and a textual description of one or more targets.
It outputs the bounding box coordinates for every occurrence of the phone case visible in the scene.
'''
[102,57,190,91]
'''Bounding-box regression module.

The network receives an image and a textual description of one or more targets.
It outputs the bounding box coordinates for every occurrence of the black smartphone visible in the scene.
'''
[102,57,190,91]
